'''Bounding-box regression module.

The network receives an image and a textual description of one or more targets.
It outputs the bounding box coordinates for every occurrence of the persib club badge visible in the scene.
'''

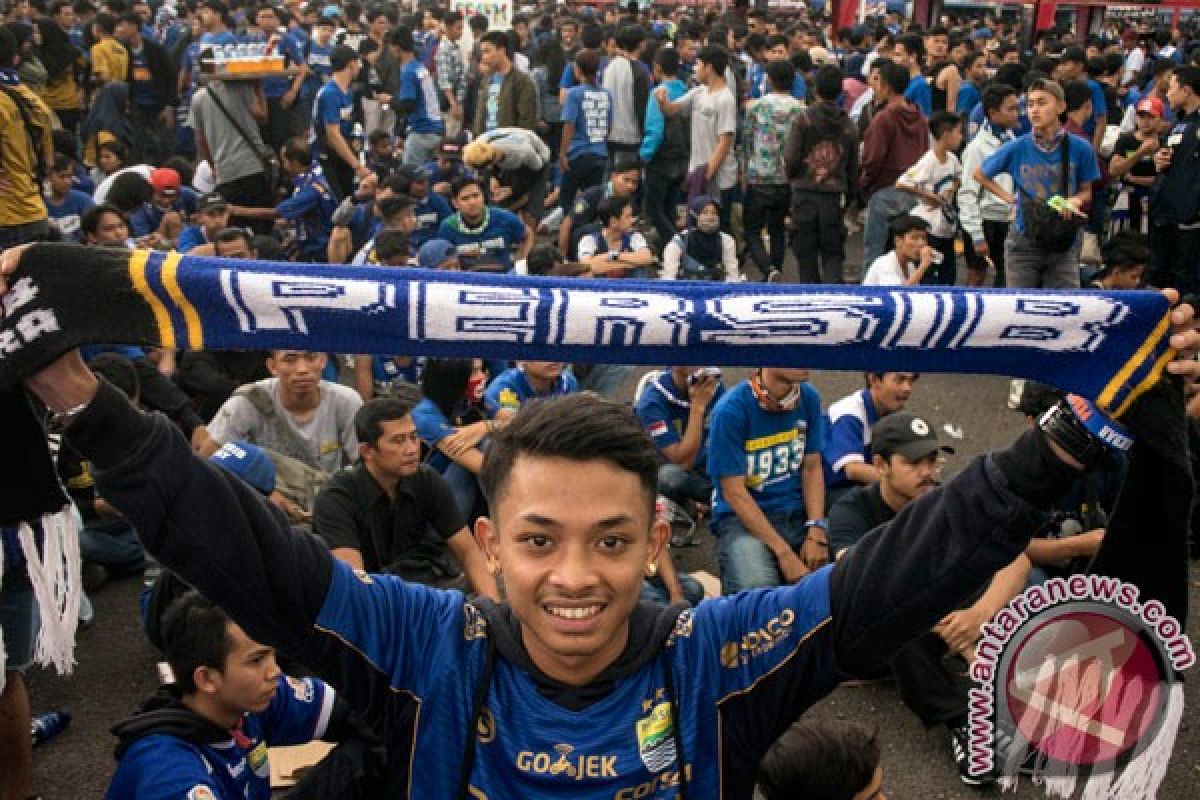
[635,702,677,772]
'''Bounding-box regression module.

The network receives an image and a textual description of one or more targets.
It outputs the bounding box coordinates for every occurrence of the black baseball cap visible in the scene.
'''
[872,412,954,461]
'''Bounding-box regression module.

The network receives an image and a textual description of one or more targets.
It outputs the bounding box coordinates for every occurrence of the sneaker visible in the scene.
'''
[1007,379,1026,411]
[949,723,994,787]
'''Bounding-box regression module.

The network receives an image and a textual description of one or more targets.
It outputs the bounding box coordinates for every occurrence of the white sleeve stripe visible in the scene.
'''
[312,684,336,740]
[831,454,865,473]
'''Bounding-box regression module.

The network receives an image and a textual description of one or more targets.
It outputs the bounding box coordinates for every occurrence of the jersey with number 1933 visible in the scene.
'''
[707,380,826,522]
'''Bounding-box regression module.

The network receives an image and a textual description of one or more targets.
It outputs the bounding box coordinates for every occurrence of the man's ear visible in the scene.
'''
[648,516,670,566]
[475,515,500,569]
[193,665,222,696]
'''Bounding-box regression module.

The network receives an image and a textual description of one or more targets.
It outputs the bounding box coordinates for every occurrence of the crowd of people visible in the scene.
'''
[1,0,1200,798]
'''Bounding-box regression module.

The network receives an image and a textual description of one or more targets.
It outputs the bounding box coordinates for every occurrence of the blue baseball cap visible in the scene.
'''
[210,441,276,495]
[418,239,459,270]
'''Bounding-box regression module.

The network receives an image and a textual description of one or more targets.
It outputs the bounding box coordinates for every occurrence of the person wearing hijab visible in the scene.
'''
[4,22,46,91]
[662,195,739,282]
[35,7,84,132]
[80,80,134,169]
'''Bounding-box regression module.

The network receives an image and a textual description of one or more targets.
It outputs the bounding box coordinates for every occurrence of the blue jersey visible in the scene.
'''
[244,30,292,99]
[436,207,526,272]
[560,55,609,90]
[707,380,825,521]
[106,674,335,800]
[1084,78,1107,137]
[45,190,94,242]
[412,192,452,248]
[980,131,1101,234]
[129,190,199,238]
[821,389,880,491]
[749,65,807,102]
[956,81,980,115]
[412,396,464,472]
[562,85,612,160]
[128,46,159,108]
[484,367,578,418]
[176,225,209,253]
[904,74,932,116]
[313,79,355,158]
[399,59,445,135]
[276,166,338,259]
[302,39,334,99]
[634,371,724,475]
[370,355,423,391]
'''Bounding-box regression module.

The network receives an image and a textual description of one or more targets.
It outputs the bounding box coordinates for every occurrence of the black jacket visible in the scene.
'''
[119,38,179,110]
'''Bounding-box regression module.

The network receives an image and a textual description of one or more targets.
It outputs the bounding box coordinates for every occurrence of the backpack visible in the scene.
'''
[657,95,690,163]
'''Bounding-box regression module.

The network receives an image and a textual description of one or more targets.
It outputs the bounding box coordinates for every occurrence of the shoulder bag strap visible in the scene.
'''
[204,83,274,174]
[0,85,44,184]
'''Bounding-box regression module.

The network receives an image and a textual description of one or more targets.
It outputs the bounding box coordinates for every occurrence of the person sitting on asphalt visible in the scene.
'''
[706,367,827,594]
[822,371,918,506]
[484,361,579,422]
[828,411,1030,786]
[574,195,655,278]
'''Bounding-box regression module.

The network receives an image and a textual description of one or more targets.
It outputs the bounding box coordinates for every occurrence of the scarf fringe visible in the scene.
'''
[16,506,81,677]
[996,681,1184,799]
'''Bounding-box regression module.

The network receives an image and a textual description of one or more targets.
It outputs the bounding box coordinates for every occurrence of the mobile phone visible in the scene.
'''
[688,367,721,385]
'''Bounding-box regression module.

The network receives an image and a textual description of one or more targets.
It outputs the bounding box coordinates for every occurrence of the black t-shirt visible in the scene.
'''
[1112,133,1157,182]
[313,463,465,575]
[828,482,895,557]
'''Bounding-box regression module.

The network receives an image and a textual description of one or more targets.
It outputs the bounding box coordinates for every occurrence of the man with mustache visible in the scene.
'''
[828,412,1030,787]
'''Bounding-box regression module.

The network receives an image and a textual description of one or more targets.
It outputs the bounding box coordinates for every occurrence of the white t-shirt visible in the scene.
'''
[897,150,961,239]
[576,230,649,260]
[676,84,739,190]
[93,165,155,204]
[862,251,913,286]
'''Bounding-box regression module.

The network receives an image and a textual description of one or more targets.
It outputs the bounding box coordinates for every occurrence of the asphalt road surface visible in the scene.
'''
[25,369,1200,799]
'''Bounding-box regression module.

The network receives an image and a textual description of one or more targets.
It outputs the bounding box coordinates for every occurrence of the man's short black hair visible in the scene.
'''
[215,226,254,250]
[1175,65,1200,95]
[615,23,643,53]
[982,82,1017,114]
[1103,230,1149,271]
[389,26,414,51]
[654,45,679,76]
[879,60,909,95]
[595,194,631,227]
[81,203,125,237]
[526,243,559,276]
[468,14,489,33]
[480,395,660,516]
[813,64,842,102]
[697,44,729,76]
[162,590,234,695]
[889,212,929,243]
[574,47,601,80]
[894,32,925,62]
[581,22,604,50]
[331,44,360,71]
[765,59,795,92]
[451,174,485,199]
[1061,45,1087,66]
[282,135,310,165]
[480,29,513,57]
[354,396,417,447]
[929,110,961,138]
[1063,79,1092,113]
[758,720,881,800]
[443,9,462,26]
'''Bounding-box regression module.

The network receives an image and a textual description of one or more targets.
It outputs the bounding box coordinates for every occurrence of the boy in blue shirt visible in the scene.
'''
[436,176,532,272]
[107,590,356,800]
[312,45,371,201]
[231,137,337,261]
[822,371,916,505]
[975,78,1100,288]
[396,165,452,249]
[484,362,578,420]
[894,33,932,116]
[391,27,445,167]
[707,368,827,594]
[45,155,94,242]
[558,48,612,213]
[634,366,724,509]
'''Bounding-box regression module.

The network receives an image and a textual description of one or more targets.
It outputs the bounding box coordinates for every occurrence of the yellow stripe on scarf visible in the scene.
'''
[1097,312,1170,414]
[160,251,204,349]
[128,249,175,349]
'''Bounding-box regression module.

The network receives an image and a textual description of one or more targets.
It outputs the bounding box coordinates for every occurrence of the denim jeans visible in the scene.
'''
[80,519,146,576]
[560,153,607,212]
[1003,228,1082,289]
[863,188,917,269]
[640,572,705,606]
[657,464,712,506]
[442,462,482,520]
[404,132,442,167]
[743,184,791,274]
[714,509,810,594]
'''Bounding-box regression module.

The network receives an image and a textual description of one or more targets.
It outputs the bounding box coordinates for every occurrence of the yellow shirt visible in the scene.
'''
[0,84,53,226]
[38,58,82,111]
[91,38,129,85]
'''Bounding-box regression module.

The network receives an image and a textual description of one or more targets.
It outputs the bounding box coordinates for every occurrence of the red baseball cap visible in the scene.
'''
[1135,97,1164,118]
[149,167,181,195]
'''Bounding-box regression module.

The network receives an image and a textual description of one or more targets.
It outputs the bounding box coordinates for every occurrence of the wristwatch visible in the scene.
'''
[805,518,828,531]
[1037,394,1133,470]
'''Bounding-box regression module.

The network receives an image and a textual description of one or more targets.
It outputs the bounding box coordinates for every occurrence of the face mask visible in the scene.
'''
[697,217,720,234]
[465,373,486,403]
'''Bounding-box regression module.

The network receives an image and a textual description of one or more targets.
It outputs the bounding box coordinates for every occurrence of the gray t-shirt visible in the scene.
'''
[189,82,267,187]
[602,55,641,145]
[678,84,739,190]
[209,378,362,472]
